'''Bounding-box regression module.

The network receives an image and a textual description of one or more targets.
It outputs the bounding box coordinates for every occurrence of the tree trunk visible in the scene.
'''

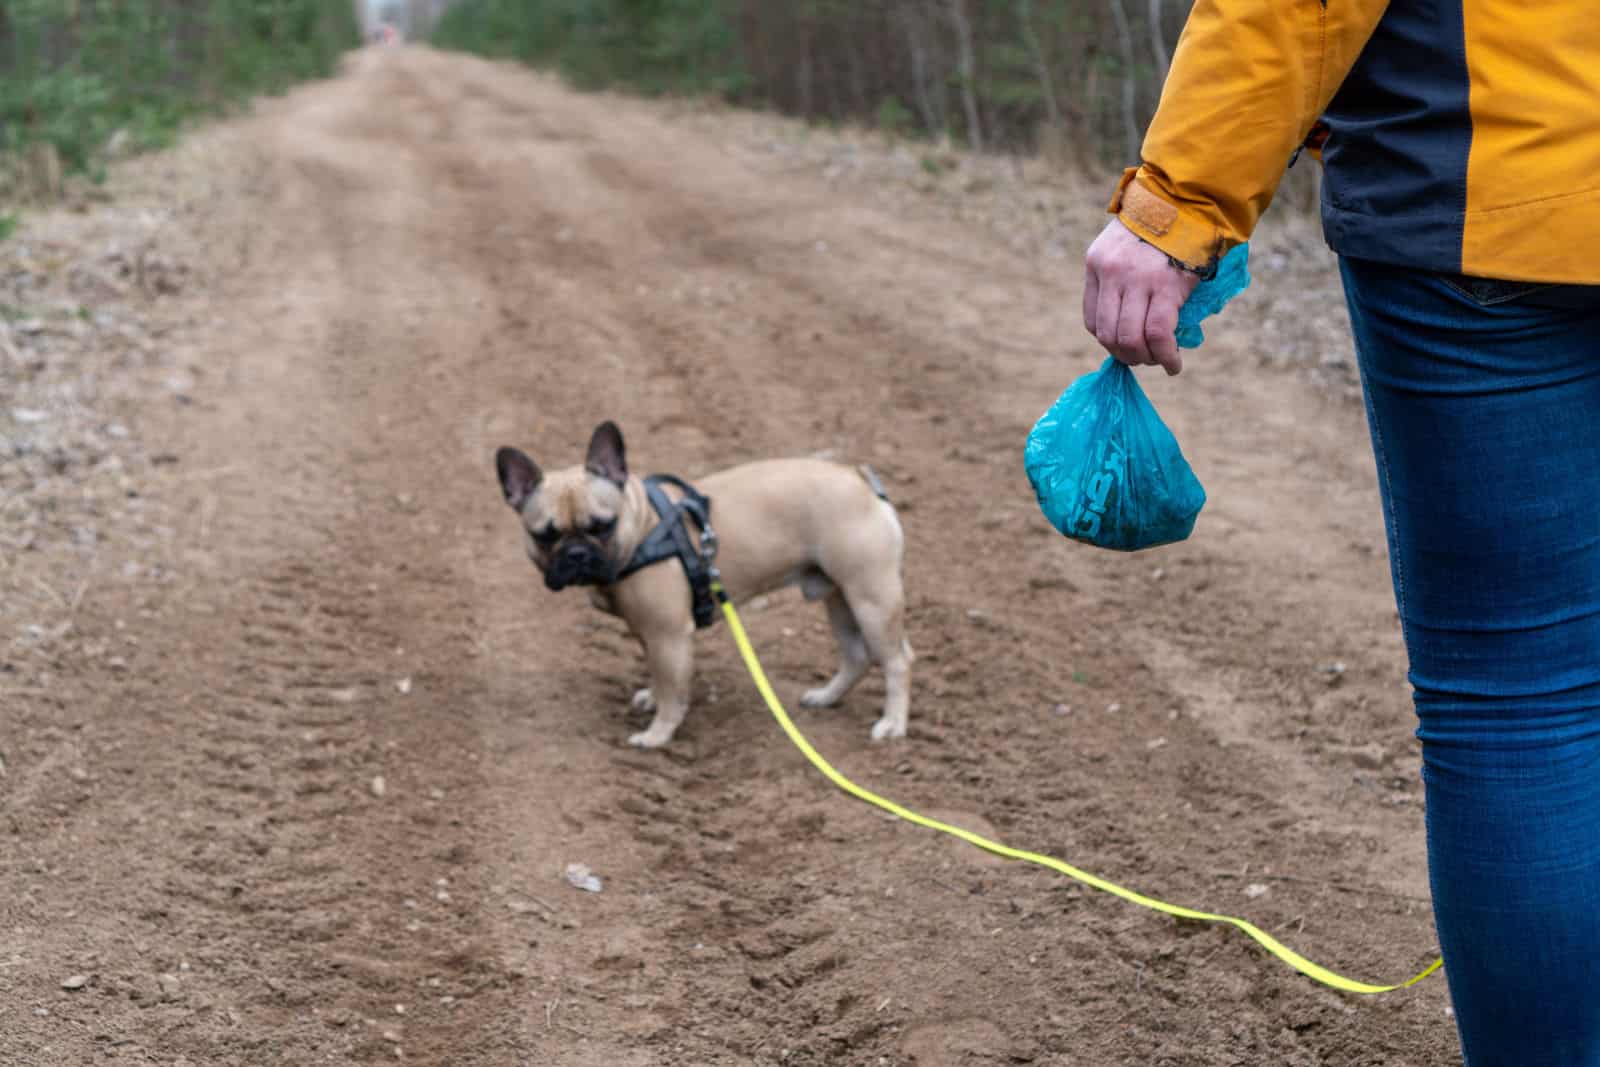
[798,47,815,117]
[1147,0,1170,87]
[1017,0,1062,128]
[900,2,941,136]
[845,9,869,115]
[947,0,983,152]
[1105,0,1141,163]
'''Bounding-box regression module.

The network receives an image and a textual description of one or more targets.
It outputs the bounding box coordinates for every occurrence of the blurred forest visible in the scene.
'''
[1,0,1322,215]
[431,0,1191,172]
[0,0,360,195]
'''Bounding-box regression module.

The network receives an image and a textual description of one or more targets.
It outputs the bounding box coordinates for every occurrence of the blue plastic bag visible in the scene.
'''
[1025,358,1206,550]
[1175,242,1251,349]
[1025,244,1250,551]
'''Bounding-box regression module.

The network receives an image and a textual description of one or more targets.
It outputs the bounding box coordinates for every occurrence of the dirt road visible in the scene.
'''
[1,47,1455,1065]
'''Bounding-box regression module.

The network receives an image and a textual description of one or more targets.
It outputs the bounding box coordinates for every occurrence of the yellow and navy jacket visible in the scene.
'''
[1111,0,1600,285]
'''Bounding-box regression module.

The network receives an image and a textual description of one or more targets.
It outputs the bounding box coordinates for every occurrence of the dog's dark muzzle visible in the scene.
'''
[544,539,614,591]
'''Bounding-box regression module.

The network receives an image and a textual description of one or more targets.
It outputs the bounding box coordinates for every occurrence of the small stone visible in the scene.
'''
[1145,737,1168,751]
[394,1004,406,1015]
[370,775,387,798]
[1052,703,1072,716]
[60,974,89,990]
[1105,703,1122,714]
[1348,744,1388,771]
[158,973,182,1000]
[564,864,603,893]
[396,677,412,695]
[34,1008,49,1017]
[1244,883,1270,899]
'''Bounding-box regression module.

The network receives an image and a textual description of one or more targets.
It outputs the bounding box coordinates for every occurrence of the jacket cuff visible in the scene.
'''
[1106,167,1228,275]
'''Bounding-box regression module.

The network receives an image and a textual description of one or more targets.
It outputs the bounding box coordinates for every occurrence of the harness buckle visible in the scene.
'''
[699,524,721,582]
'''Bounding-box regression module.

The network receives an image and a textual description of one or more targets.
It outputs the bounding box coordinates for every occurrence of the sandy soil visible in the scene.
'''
[1,46,1456,1066]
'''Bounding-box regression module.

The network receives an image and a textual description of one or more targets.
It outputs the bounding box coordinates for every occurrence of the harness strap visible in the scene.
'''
[614,475,719,629]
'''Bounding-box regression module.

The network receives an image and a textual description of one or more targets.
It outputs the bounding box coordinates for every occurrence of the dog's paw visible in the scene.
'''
[800,687,838,709]
[870,716,908,742]
[631,688,657,713]
[628,725,675,749]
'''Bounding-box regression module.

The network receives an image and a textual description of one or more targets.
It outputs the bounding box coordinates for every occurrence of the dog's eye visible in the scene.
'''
[532,525,561,548]
[587,516,618,540]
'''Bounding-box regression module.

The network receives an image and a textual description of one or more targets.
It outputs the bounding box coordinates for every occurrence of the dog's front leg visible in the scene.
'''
[629,631,693,749]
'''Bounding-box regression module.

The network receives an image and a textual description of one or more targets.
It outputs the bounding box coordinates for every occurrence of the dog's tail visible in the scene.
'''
[857,464,891,503]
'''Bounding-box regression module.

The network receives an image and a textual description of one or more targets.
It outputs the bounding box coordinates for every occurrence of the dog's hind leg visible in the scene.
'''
[802,589,872,709]
[845,583,912,742]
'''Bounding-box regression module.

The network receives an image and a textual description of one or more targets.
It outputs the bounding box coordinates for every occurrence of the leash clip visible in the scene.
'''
[699,523,719,568]
[704,525,727,605]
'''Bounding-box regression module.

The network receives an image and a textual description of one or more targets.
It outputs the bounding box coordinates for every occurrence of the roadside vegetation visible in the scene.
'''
[1,0,361,204]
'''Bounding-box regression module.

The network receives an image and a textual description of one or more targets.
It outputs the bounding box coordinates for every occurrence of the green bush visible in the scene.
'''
[876,96,914,138]
[0,0,361,181]
[433,0,749,99]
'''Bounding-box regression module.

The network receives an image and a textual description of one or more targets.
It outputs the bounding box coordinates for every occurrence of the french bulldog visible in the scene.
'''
[495,421,913,748]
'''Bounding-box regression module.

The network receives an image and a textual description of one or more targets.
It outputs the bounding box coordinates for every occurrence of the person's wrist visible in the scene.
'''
[1163,251,1217,282]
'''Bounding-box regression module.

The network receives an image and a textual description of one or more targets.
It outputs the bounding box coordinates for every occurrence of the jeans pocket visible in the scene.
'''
[1438,273,1558,306]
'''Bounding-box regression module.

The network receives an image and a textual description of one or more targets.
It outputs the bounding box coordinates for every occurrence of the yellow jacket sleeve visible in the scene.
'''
[1112,0,1391,272]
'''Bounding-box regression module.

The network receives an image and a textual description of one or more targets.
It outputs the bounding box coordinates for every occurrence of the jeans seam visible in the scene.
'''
[1438,275,1560,306]
[1358,365,1408,635]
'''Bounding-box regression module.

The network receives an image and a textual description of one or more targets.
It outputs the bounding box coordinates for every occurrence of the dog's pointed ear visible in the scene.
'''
[496,447,543,511]
[585,421,627,487]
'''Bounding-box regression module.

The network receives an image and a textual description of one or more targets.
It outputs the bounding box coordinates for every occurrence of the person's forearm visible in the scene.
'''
[1115,0,1391,272]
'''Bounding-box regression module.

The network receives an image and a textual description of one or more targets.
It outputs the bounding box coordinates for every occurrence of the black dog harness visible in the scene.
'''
[614,474,720,629]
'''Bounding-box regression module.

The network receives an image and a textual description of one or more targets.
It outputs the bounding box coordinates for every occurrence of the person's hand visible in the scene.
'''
[1083,218,1200,376]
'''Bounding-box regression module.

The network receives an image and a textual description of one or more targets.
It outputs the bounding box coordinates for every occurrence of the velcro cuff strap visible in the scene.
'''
[1108,169,1224,275]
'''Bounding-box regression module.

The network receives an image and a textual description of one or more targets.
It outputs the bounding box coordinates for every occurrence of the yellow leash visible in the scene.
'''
[713,582,1442,996]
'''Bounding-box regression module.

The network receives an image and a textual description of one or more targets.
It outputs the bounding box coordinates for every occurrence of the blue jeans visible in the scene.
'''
[1340,257,1600,1065]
